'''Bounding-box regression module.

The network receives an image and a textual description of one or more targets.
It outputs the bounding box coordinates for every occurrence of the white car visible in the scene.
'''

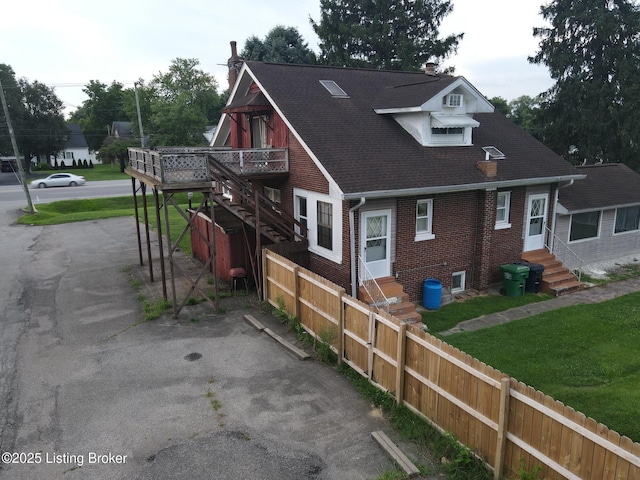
[30,172,86,188]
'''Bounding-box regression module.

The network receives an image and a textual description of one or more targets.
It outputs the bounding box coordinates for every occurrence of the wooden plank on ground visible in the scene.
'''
[371,431,420,478]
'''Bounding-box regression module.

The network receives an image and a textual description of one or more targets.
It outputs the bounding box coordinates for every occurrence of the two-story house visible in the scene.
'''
[208,46,584,307]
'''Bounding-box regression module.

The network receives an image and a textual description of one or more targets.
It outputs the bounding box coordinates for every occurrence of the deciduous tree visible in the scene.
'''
[71,81,129,151]
[148,58,224,146]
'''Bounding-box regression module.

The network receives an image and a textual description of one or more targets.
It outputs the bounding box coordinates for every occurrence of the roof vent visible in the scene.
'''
[319,80,349,98]
[482,146,506,160]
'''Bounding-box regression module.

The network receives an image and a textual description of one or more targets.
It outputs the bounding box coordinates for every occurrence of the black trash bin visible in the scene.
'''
[515,261,545,293]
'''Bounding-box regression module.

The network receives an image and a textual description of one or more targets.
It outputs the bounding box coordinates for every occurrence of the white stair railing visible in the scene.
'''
[545,227,584,281]
[358,255,390,311]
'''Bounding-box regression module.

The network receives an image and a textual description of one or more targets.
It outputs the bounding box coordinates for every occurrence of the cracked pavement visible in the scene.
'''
[0,209,439,480]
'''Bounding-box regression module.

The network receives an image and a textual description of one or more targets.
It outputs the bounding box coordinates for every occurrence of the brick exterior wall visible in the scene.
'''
[257,127,534,303]
[489,187,528,285]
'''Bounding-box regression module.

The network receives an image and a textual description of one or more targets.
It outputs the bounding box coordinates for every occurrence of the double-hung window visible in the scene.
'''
[495,191,511,229]
[415,199,434,241]
[317,201,333,250]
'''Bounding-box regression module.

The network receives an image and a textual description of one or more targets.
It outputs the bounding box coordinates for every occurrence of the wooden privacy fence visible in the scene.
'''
[262,250,640,480]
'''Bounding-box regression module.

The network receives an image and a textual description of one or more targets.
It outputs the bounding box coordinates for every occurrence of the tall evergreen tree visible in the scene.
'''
[242,26,316,64]
[529,0,640,170]
[310,0,462,70]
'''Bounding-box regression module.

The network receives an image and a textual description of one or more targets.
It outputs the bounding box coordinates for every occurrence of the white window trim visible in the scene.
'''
[451,271,466,294]
[568,210,602,244]
[293,188,342,263]
[415,199,435,241]
[495,191,512,230]
[263,186,281,203]
[613,205,640,236]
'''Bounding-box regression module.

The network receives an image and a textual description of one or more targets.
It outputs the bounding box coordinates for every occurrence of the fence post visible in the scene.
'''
[337,289,345,365]
[395,321,407,404]
[292,265,300,320]
[261,249,268,303]
[494,377,511,479]
[367,311,376,380]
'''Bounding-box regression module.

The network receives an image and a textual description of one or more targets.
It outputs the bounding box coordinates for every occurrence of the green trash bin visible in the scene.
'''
[500,264,530,297]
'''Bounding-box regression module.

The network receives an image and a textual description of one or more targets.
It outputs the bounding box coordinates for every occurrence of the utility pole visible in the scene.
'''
[134,82,145,148]
[0,77,35,214]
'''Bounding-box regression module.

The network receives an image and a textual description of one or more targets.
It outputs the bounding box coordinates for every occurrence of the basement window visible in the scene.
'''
[451,271,466,293]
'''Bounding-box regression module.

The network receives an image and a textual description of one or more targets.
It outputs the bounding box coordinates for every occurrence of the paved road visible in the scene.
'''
[0,208,439,479]
[0,178,134,209]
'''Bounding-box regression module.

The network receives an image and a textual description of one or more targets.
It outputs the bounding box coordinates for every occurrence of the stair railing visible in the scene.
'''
[545,226,584,281]
[207,153,307,242]
[358,255,390,312]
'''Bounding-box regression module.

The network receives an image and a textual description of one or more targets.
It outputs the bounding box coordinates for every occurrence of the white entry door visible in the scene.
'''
[524,194,548,251]
[361,210,391,279]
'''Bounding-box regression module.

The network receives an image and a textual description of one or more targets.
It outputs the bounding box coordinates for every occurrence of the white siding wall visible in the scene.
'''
[555,209,640,268]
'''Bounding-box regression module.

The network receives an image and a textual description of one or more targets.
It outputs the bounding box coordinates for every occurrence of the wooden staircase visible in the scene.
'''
[207,153,306,244]
[358,277,422,324]
[521,249,584,296]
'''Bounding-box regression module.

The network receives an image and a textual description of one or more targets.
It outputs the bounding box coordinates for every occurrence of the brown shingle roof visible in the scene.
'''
[244,62,580,197]
[558,163,640,212]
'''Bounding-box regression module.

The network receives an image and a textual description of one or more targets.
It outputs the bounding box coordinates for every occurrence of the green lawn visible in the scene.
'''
[423,292,553,333]
[17,193,200,255]
[443,292,640,442]
[30,163,129,181]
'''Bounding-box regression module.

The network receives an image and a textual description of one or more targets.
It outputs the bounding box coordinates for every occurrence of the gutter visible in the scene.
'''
[550,179,575,253]
[342,174,586,201]
[349,197,366,298]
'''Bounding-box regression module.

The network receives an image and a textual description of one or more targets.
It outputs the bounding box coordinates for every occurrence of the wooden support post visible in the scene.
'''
[153,188,167,300]
[141,182,154,282]
[396,321,407,404]
[163,192,178,318]
[494,377,511,479]
[131,178,143,266]
[254,189,262,299]
[208,190,219,309]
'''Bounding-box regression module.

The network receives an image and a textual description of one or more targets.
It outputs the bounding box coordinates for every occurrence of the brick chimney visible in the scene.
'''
[477,160,498,177]
[425,62,437,76]
[227,41,244,90]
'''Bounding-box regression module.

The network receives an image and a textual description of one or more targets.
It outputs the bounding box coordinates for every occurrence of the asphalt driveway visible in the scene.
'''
[0,213,438,479]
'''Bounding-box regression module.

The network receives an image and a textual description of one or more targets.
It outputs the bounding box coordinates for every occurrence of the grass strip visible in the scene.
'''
[422,292,553,333]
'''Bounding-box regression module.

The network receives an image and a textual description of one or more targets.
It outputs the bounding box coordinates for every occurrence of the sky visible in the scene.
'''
[2,0,553,118]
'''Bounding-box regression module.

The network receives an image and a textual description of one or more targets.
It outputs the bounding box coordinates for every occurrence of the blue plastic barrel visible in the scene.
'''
[422,279,442,310]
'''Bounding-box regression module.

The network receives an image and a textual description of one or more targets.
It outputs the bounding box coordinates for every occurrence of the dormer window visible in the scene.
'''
[444,93,463,108]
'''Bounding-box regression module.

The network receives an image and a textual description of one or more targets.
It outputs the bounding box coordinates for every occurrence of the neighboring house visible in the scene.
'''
[554,163,640,270]
[203,125,217,143]
[111,121,133,140]
[53,123,96,165]
[209,56,585,303]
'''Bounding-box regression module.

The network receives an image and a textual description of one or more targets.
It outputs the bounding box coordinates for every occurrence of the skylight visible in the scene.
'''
[482,146,506,160]
[319,80,349,98]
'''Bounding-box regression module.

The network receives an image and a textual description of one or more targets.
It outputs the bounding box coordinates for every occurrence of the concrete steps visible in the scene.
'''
[521,249,584,296]
[358,277,422,324]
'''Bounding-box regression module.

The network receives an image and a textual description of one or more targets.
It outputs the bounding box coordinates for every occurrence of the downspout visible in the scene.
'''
[550,180,574,253]
[349,197,366,298]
